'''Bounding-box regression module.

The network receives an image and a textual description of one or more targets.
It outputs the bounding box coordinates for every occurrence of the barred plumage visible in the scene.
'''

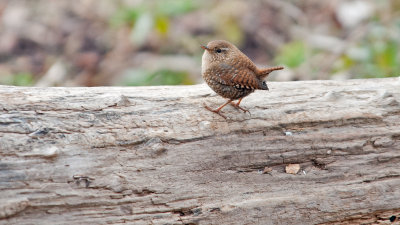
[201,40,283,118]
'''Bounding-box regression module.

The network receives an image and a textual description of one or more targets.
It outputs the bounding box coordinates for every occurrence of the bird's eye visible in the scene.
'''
[216,49,222,53]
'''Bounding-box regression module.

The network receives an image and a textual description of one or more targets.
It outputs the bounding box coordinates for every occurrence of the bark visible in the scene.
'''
[0,78,400,225]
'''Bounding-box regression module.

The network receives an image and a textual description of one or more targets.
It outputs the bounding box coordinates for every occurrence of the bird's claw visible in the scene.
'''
[203,103,227,119]
[230,102,251,115]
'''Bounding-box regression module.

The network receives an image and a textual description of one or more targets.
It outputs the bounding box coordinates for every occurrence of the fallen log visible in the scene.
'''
[0,78,399,224]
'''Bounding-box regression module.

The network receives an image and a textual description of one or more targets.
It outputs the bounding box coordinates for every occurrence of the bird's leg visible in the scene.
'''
[203,99,232,119]
[230,97,250,114]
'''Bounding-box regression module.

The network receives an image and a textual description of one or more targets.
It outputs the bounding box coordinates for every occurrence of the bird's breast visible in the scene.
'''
[201,51,212,75]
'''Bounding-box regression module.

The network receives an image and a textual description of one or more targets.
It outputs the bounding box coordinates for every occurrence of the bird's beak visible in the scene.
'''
[201,45,209,50]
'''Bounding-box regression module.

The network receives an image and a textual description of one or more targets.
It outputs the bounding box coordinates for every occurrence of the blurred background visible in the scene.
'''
[0,0,399,87]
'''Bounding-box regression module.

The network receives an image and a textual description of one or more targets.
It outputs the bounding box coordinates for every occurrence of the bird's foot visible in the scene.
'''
[230,102,251,115]
[203,103,227,119]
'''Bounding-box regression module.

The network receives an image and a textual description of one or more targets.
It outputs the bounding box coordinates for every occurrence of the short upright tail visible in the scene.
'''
[258,66,284,78]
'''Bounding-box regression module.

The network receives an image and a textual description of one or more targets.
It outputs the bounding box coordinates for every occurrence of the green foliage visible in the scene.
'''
[335,55,355,72]
[110,0,198,39]
[110,8,141,27]
[157,0,197,16]
[371,40,399,76]
[275,41,306,68]
[110,1,199,86]
[276,21,400,79]
[121,69,194,86]
[0,73,34,86]
[155,15,170,35]
[334,22,400,78]
[218,17,243,45]
[143,69,193,85]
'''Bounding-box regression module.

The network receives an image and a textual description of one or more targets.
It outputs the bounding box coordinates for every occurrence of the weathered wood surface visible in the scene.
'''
[0,78,400,225]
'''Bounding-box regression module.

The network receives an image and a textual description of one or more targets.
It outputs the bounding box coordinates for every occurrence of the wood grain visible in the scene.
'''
[0,78,400,225]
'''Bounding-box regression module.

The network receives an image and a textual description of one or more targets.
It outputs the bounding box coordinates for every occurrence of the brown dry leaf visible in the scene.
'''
[285,164,300,174]
[262,167,273,174]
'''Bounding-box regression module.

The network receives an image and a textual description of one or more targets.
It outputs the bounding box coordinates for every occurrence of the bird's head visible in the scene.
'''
[201,40,238,64]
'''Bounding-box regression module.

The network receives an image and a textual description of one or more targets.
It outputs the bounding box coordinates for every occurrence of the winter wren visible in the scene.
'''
[201,40,283,118]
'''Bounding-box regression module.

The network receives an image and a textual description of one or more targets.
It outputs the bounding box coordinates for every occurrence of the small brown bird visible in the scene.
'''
[201,40,283,118]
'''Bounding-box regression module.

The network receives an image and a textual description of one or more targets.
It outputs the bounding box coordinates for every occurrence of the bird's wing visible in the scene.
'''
[212,63,260,90]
